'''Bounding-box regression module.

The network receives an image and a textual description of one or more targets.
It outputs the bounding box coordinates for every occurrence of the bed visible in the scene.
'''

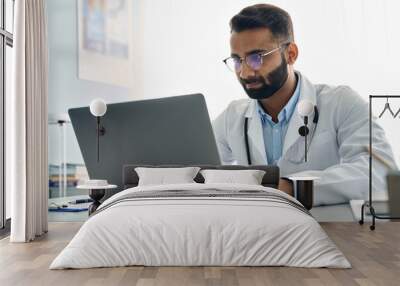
[50,165,350,269]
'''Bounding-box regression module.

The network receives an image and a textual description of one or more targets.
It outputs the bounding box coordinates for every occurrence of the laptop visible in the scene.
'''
[69,94,221,190]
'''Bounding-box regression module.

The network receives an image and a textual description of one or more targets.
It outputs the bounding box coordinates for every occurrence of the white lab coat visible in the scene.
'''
[213,71,397,206]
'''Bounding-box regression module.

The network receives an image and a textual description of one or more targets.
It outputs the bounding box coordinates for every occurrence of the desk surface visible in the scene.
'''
[49,196,357,222]
[311,204,355,221]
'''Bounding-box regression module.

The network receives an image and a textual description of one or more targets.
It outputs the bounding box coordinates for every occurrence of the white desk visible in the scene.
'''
[310,204,355,222]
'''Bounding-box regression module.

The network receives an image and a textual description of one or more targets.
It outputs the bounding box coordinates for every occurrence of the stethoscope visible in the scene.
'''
[244,104,319,165]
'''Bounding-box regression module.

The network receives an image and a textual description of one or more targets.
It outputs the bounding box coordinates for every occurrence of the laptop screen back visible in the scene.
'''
[69,94,221,190]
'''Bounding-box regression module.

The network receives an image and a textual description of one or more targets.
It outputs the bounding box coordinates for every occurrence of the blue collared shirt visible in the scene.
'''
[257,79,301,165]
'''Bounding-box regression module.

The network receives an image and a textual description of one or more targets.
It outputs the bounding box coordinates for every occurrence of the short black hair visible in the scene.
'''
[230,4,294,43]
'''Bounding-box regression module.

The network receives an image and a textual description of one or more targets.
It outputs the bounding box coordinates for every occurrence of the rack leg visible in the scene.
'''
[359,203,365,225]
[369,206,376,231]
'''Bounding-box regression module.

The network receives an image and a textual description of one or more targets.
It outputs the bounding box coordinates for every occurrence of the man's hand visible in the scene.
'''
[278,178,294,196]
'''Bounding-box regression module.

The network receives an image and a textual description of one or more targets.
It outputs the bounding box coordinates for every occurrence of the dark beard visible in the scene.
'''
[240,53,289,100]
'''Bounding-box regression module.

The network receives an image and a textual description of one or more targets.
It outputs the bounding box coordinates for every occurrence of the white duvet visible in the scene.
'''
[50,183,351,269]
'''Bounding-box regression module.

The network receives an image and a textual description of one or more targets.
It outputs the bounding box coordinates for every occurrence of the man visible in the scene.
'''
[213,4,396,205]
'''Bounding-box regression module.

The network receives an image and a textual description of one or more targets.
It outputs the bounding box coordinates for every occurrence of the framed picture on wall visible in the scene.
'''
[78,0,133,87]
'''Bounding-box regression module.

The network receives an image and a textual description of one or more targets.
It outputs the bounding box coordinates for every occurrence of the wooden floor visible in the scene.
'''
[0,222,399,286]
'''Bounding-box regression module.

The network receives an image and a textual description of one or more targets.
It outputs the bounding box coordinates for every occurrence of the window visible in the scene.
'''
[0,0,14,232]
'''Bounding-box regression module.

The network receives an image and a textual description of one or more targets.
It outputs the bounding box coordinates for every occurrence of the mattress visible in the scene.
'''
[50,183,351,269]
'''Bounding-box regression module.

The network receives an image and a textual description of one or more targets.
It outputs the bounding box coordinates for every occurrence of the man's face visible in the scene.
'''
[230,28,289,100]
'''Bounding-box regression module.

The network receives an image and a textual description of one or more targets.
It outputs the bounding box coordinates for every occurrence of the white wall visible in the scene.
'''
[47,0,133,164]
[47,0,400,165]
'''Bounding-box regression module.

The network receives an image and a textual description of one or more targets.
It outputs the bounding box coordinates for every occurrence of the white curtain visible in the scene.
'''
[10,0,48,242]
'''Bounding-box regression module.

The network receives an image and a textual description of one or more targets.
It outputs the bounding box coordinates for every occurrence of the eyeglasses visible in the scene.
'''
[223,43,290,73]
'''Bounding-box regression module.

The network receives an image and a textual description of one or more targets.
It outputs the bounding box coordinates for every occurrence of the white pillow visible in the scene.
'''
[135,167,200,186]
[200,169,266,185]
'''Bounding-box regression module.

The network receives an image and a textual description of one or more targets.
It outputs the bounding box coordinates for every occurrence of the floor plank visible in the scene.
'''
[0,222,399,286]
